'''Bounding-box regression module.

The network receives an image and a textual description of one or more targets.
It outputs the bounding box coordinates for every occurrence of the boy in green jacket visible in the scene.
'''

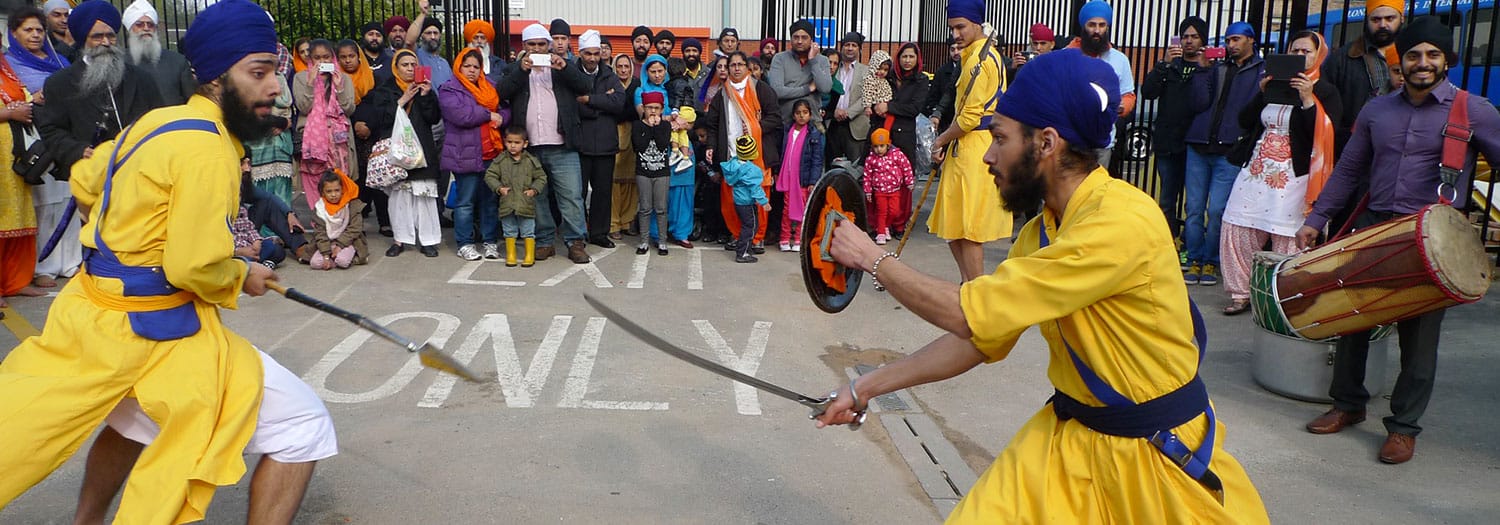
[485,128,549,267]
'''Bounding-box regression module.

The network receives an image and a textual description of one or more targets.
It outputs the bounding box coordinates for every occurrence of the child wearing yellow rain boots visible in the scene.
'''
[484,128,548,267]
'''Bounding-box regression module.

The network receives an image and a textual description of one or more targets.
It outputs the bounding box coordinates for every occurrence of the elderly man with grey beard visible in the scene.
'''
[36,0,162,174]
[120,0,195,105]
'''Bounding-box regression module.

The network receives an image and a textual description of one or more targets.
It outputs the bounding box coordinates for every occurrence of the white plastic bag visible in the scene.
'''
[915,113,936,177]
[389,109,427,170]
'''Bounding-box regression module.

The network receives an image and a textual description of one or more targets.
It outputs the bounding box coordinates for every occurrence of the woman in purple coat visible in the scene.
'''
[439,48,506,261]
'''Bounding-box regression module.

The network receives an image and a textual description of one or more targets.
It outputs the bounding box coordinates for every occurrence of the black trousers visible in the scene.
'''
[580,154,615,240]
[826,120,864,167]
[1328,210,1446,436]
[244,186,307,252]
[734,204,757,256]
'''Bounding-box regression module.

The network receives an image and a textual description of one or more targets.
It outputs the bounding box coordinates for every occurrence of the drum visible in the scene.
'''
[1274,205,1490,340]
[1250,251,1394,341]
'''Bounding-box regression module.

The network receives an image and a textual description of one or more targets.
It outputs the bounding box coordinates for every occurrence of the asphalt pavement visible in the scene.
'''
[3,205,1498,524]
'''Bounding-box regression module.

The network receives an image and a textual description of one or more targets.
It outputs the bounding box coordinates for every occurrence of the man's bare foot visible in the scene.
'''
[32,275,57,288]
[12,286,47,297]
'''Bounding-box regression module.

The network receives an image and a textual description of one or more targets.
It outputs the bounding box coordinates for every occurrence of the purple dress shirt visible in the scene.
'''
[1305,82,1500,230]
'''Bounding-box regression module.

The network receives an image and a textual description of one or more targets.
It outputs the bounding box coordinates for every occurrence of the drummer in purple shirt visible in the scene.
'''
[1295,17,1500,465]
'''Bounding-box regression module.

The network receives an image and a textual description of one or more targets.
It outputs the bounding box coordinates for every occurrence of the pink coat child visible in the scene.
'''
[863,129,914,244]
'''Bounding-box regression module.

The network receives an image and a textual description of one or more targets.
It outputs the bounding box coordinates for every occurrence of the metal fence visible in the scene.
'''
[760,0,1500,252]
[125,0,510,63]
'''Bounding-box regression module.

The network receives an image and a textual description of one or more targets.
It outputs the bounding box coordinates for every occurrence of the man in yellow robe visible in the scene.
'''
[0,1,292,523]
[820,49,1270,523]
[926,1,1008,282]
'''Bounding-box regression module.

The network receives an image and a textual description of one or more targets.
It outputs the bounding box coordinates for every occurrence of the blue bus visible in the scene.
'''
[1304,0,1499,102]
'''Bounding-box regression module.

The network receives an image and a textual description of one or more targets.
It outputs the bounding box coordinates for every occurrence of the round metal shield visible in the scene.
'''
[800,166,868,313]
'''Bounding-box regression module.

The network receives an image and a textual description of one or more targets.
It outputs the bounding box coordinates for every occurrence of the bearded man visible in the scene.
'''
[358,20,394,84]
[121,0,195,105]
[384,15,411,51]
[0,1,334,522]
[36,0,163,174]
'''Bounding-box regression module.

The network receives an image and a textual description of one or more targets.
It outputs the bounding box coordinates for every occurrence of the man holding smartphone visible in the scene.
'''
[1181,21,1263,286]
[1141,16,1209,249]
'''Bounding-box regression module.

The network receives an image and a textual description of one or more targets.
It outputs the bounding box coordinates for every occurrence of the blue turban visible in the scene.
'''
[1225,21,1257,40]
[1078,0,1112,27]
[67,1,121,46]
[180,0,278,85]
[997,49,1120,150]
[946,0,984,24]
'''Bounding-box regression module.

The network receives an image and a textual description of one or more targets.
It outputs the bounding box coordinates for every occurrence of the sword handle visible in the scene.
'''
[808,394,866,431]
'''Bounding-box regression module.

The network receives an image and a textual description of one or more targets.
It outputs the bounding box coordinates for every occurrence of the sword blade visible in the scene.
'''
[583,294,826,407]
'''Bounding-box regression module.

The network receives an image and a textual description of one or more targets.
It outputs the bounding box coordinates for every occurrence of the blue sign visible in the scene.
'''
[809,17,838,48]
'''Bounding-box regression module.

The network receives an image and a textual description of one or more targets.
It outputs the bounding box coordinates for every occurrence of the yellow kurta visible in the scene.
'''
[927,38,1010,243]
[949,169,1268,523]
[0,96,263,524]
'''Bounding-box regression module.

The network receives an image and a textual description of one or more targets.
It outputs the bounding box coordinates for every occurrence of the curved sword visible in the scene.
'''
[583,293,864,430]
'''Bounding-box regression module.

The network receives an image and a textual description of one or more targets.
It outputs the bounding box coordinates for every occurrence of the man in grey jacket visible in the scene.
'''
[121,0,194,105]
[767,18,831,159]
[826,31,870,164]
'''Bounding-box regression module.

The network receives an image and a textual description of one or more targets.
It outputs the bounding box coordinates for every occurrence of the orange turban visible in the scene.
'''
[1366,0,1405,18]
[464,19,495,44]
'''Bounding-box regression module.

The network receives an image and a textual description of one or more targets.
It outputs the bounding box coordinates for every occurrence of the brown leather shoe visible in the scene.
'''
[1306,408,1366,434]
[534,245,555,261]
[1379,432,1416,464]
[568,240,591,264]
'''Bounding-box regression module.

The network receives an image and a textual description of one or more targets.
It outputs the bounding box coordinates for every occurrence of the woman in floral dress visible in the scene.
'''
[1219,31,1342,315]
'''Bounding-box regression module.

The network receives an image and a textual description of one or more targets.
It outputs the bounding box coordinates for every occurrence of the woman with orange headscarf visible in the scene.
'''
[1218,30,1343,315]
[438,47,505,260]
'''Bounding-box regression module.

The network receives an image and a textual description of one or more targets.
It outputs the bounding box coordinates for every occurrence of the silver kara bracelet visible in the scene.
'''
[870,251,899,290]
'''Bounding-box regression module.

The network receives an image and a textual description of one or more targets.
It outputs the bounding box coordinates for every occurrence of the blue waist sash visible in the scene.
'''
[86,118,220,341]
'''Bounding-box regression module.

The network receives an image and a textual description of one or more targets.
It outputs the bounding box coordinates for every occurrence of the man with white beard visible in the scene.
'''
[36,0,162,174]
[121,0,195,105]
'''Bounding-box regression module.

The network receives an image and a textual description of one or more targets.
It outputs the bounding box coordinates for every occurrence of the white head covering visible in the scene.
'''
[122,0,159,26]
[43,0,70,15]
[578,29,601,50]
[521,23,549,43]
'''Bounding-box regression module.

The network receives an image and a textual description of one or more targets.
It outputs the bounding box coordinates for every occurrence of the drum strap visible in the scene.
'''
[1438,90,1472,205]
[1038,224,1226,504]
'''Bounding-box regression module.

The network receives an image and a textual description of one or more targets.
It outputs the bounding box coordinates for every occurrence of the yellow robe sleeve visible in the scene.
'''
[163,142,248,309]
[959,204,1148,362]
[953,47,1003,133]
[69,141,111,212]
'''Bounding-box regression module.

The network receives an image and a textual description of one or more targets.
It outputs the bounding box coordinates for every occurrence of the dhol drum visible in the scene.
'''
[1251,252,1392,402]
[1272,205,1490,341]
[1250,252,1394,341]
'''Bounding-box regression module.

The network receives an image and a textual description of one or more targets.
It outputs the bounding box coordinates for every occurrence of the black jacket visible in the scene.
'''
[497,61,592,150]
[886,72,930,156]
[1141,58,1207,155]
[37,62,163,173]
[1235,80,1344,177]
[700,79,783,170]
[352,77,444,182]
[1321,37,1391,155]
[924,59,960,131]
[576,63,630,156]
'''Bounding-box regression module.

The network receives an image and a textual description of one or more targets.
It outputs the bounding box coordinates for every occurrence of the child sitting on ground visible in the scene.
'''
[862,129,913,245]
[722,135,771,263]
[309,169,369,270]
[484,128,547,267]
[776,99,825,252]
[231,205,286,270]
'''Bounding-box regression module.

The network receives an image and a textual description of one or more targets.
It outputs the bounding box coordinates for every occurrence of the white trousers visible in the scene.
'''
[388,186,442,247]
[107,350,339,463]
[32,200,82,279]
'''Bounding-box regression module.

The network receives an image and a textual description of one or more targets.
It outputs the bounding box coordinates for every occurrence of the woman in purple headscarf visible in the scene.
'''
[6,6,69,98]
